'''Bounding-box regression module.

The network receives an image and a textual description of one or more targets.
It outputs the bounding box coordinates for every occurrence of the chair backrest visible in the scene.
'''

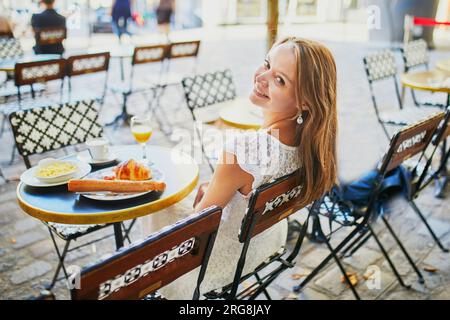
[363,50,397,83]
[66,52,110,77]
[167,40,200,60]
[131,44,168,66]
[181,69,236,111]
[34,27,66,46]
[14,58,66,87]
[401,39,428,71]
[240,170,304,243]
[9,99,103,168]
[0,38,24,60]
[378,111,445,175]
[432,107,450,146]
[71,205,222,300]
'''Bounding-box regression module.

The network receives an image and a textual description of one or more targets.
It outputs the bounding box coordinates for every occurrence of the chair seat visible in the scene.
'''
[0,83,46,99]
[46,222,109,240]
[379,106,441,126]
[1,97,57,115]
[317,195,360,227]
[109,81,159,95]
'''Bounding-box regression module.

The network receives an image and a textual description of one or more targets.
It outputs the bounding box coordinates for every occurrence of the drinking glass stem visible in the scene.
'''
[141,143,147,163]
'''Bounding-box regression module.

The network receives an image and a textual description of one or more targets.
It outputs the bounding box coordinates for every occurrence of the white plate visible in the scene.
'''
[20,161,92,187]
[77,150,118,165]
[79,166,164,201]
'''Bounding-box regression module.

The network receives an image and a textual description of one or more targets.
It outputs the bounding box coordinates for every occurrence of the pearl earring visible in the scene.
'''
[297,114,303,125]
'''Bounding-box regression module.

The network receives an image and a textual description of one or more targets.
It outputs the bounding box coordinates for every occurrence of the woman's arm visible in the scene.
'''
[194,151,254,213]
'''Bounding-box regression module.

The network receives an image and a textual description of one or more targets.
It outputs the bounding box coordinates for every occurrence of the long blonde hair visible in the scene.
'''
[276,37,338,206]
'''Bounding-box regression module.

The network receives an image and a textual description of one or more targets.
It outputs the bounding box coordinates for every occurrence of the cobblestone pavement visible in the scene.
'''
[1,25,449,300]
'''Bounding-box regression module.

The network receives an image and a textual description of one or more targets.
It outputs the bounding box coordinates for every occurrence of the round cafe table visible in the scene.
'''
[436,59,450,73]
[218,97,263,130]
[0,54,62,72]
[16,145,199,249]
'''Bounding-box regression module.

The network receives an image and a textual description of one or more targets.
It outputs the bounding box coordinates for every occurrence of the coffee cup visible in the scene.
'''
[86,138,110,161]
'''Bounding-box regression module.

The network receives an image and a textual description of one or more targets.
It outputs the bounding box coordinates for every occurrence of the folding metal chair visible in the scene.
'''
[429,106,450,198]
[8,99,135,290]
[181,69,237,172]
[13,58,66,102]
[293,111,445,298]
[1,58,66,162]
[65,52,110,108]
[203,170,313,300]
[363,49,437,139]
[403,107,450,249]
[400,39,446,108]
[70,206,222,300]
[108,44,168,127]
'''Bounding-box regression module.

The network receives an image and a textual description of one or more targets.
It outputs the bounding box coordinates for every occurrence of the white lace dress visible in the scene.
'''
[141,129,300,299]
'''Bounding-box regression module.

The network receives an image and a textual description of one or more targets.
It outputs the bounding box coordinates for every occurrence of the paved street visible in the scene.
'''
[1,24,449,300]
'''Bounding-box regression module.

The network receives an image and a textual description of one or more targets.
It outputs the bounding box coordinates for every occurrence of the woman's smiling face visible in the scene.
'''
[249,42,298,116]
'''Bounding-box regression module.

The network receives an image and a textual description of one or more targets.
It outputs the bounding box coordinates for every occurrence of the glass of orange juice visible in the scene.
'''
[131,115,153,166]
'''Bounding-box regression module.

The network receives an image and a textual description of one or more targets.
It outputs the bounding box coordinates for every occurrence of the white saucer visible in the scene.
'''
[20,161,92,187]
[77,150,118,165]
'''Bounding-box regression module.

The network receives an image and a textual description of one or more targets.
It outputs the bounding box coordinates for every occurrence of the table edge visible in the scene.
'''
[400,71,450,93]
[16,171,199,225]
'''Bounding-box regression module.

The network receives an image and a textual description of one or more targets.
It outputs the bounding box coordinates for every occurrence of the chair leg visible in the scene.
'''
[411,89,420,107]
[409,200,449,252]
[9,146,17,165]
[381,216,425,283]
[322,230,361,299]
[46,227,71,290]
[122,218,137,244]
[293,222,363,293]
[340,229,370,258]
[254,273,271,300]
[0,114,6,138]
[367,225,411,289]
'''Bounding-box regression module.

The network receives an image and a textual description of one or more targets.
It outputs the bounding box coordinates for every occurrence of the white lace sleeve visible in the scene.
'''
[221,130,270,189]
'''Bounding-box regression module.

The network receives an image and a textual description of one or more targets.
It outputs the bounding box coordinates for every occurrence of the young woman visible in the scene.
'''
[146,37,338,299]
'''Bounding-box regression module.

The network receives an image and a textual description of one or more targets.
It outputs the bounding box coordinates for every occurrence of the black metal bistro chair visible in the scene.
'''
[181,69,237,172]
[108,44,168,127]
[70,206,222,300]
[203,170,313,300]
[1,58,67,163]
[293,111,445,299]
[13,58,66,103]
[65,52,110,107]
[400,39,446,108]
[9,98,134,290]
[402,107,450,250]
[363,49,437,139]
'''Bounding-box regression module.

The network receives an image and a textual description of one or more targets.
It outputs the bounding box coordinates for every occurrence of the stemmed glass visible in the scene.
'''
[131,115,153,166]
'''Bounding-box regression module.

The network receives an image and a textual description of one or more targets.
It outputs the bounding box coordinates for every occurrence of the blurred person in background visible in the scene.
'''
[111,0,134,42]
[31,0,66,54]
[156,0,175,40]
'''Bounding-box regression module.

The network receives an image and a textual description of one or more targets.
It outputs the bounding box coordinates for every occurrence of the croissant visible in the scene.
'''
[113,159,151,181]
